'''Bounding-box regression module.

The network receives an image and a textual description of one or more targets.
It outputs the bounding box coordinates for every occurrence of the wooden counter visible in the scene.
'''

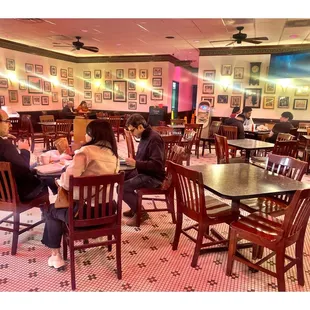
[73,118,93,143]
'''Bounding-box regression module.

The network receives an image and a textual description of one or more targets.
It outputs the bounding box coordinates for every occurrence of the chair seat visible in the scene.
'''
[204,195,232,218]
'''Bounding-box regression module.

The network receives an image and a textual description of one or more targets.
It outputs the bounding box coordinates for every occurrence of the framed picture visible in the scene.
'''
[94,70,102,79]
[217,95,228,104]
[128,68,136,79]
[202,83,214,94]
[263,97,275,109]
[52,92,58,102]
[61,89,68,97]
[6,58,15,71]
[264,82,276,94]
[50,66,57,76]
[116,69,124,79]
[103,91,112,100]
[33,96,41,105]
[139,94,147,104]
[151,89,163,100]
[295,86,310,96]
[68,88,75,97]
[153,67,162,76]
[83,71,91,79]
[22,95,31,106]
[152,78,162,87]
[44,81,51,92]
[95,93,102,103]
[68,98,74,105]
[8,90,18,103]
[84,80,92,89]
[128,92,137,100]
[0,96,5,106]
[232,82,242,94]
[105,80,112,90]
[68,79,74,87]
[0,78,8,88]
[62,98,68,107]
[203,70,216,81]
[68,67,73,77]
[293,99,308,110]
[243,88,262,108]
[61,79,68,86]
[128,81,136,90]
[230,96,242,108]
[234,67,244,79]
[28,76,43,94]
[25,63,33,73]
[105,70,112,79]
[60,69,67,78]
[221,64,232,76]
[35,64,43,75]
[278,96,290,109]
[84,91,92,99]
[41,96,49,105]
[128,102,137,110]
[139,69,148,79]
[113,81,127,102]
[201,96,215,107]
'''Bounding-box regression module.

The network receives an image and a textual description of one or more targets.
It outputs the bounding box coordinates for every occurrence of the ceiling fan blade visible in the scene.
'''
[243,38,262,44]
[247,37,268,41]
[81,46,99,53]
[210,39,234,43]
[225,41,235,47]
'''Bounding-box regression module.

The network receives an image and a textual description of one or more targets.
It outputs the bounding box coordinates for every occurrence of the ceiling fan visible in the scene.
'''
[53,36,99,53]
[210,26,269,46]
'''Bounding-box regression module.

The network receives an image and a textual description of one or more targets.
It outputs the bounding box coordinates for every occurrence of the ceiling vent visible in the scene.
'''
[16,18,45,24]
[285,19,310,27]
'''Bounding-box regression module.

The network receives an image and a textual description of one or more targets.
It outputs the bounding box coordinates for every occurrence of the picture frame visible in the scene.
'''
[152,78,162,87]
[105,80,112,90]
[28,76,43,94]
[50,65,57,76]
[295,86,310,96]
[25,63,33,73]
[61,89,68,97]
[68,67,73,77]
[95,93,102,103]
[202,83,214,94]
[8,90,18,103]
[139,69,148,79]
[103,91,112,100]
[293,99,308,110]
[6,58,15,71]
[217,95,228,104]
[153,67,162,76]
[116,69,124,79]
[68,89,75,97]
[84,80,92,89]
[234,67,244,79]
[221,64,232,76]
[128,92,137,100]
[60,69,67,78]
[201,96,215,107]
[0,78,8,89]
[264,82,276,94]
[84,91,92,99]
[203,70,216,81]
[52,92,58,102]
[94,70,102,79]
[62,98,68,107]
[44,81,51,92]
[230,96,242,108]
[151,89,163,100]
[68,79,74,87]
[113,81,127,102]
[232,82,243,94]
[33,96,41,105]
[278,96,290,109]
[139,94,147,104]
[83,71,91,79]
[128,68,136,79]
[22,95,31,106]
[105,70,112,79]
[41,96,49,105]
[263,97,275,109]
[128,102,137,110]
[128,81,136,90]
[61,79,68,86]
[35,64,43,75]
[243,88,262,109]
[68,98,74,105]
[0,96,5,106]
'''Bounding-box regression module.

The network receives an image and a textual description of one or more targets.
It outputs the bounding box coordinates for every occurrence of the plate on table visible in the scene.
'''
[35,163,65,174]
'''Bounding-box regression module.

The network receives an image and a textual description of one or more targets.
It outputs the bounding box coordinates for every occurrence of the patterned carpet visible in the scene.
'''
[1,138,310,292]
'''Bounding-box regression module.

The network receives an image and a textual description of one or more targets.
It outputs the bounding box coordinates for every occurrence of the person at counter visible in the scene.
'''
[76,101,90,115]
[223,113,245,139]
[230,107,241,118]
[62,101,76,119]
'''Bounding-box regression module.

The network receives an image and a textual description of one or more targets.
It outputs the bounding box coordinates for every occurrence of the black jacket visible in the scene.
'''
[135,126,165,181]
[223,118,245,139]
[62,106,75,119]
[267,121,294,143]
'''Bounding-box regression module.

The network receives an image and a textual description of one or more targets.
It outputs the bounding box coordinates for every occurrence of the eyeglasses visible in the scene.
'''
[0,119,11,123]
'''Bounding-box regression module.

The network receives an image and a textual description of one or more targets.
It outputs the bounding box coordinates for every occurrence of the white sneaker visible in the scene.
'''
[48,254,65,269]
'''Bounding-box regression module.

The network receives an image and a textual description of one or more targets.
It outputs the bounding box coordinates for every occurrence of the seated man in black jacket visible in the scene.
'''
[61,102,76,119]
[223,114,246,139]
[123,114,165,226]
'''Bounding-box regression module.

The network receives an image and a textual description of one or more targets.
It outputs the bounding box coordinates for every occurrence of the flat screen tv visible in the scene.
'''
[268,51,310,79]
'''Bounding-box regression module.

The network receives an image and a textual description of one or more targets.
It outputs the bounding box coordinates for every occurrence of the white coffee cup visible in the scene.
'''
[41,154,50,165]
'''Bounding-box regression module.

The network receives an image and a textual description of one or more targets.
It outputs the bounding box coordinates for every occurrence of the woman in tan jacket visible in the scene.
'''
[41,120,119,269]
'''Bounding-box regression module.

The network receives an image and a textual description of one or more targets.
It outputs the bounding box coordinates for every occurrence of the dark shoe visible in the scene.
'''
[123,209,135,218]
[126,212,150,227]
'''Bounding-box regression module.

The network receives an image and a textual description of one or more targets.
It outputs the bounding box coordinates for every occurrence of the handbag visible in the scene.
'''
[54,186,69,209]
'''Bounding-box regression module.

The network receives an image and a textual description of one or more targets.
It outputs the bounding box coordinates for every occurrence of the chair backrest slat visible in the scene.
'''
[0,162,19,208]
[124,129,136,159]
[214,134,229,164]
[220,125,238,140]
[277,133,295,141]
[162,135,182,162]
[272,140,299,158]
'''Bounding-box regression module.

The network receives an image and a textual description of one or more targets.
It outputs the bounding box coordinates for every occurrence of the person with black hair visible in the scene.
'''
[230,106,241,118]
[223,114,246,139]
[41,120,119,270]
[76,100,90,115]
[122,113,165,226]
[242,106,255,130]
[267,111,294,143]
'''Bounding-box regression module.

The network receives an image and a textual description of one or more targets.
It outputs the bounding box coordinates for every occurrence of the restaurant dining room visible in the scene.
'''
[1,2,310,308]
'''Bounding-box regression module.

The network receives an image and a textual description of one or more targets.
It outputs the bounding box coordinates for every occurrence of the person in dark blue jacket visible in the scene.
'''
[123,113,165,226]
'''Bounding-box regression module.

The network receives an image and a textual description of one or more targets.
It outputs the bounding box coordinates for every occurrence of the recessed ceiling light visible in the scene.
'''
[165,36,175,39]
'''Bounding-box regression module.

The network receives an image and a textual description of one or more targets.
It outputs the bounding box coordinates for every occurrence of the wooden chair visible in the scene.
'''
[162,135,182,162]
[63,172,125,290]
[124,129,136,159]
[220,125,238,139]
[8,117,20,144]
[0,162,50,255]
[277,133,295,141]
[298,122,310,129]
[180,130,197,166]
[152,126,174,136]
[135,145,185,227]
[159,121,167,126]
[273,140,299,158]
[45,119,73,149]
[226,188,310,291]
[168,160,237,267]
[170,119,185,126]
[184,123,203,158]
[109,116,122,142]
[200,121,222,156]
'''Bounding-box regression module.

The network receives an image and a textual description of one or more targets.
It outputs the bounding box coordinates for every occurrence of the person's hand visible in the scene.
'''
[17,139,30,151]
[125,157,136,167]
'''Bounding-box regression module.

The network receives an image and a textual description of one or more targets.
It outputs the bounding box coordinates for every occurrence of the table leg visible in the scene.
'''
[245,150,251,163]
